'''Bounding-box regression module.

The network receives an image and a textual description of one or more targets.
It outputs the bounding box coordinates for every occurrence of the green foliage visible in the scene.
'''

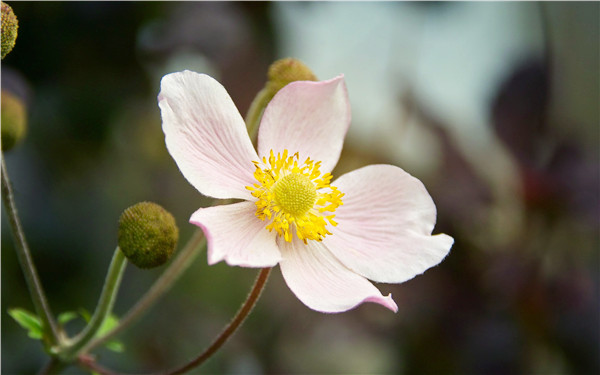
[8,308,124,353]
[8,308,43,339]
[97,313,124,353]
[80,309,124,353]
[57,311,78,326]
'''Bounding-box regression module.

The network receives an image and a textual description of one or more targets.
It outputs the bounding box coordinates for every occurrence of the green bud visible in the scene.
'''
[118,202,179,269]
[1,1,18,59]
[1,90,27,151]
[266,58,317,94]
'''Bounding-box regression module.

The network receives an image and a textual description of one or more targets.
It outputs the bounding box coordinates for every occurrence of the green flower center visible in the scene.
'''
[273,173,317,217]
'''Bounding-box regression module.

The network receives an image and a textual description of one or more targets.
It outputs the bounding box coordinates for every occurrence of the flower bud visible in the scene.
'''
[1,2,18,59]
[118,202,179,269]
[1,90,27,151]
[266,58,317,94]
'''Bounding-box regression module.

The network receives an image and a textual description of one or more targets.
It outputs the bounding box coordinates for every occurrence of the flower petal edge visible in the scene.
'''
[257,75,351,174]
[278,237,398,313]
[325,164,453,284]
[159,71,258,200]
[190,201,282,268]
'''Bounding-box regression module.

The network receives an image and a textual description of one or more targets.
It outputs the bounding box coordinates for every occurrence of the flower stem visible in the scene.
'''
[39,357,68,375]
[83,230,206,353]
[161,267,272,375]
[60,247,127,361]
[78,355,119,375]
[1,155,60,347]
[244,88,273,144]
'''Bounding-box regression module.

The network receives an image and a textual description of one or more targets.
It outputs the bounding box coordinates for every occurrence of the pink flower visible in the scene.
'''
[158,70,453,313]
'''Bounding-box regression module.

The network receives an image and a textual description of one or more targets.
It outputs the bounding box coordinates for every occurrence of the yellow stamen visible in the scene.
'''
[246,150,344,243]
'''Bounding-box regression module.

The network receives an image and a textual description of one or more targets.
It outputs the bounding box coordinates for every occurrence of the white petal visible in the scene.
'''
[278,236,398,313]
[324,165,453,283]
[190,201,281,267]
[257,75,351,173]
[159,71,259,200]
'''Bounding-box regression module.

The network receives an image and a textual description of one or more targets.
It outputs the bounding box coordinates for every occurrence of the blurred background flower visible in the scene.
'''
[2,2,598,374]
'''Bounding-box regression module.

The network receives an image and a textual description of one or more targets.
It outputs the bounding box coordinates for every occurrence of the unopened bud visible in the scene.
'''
[118,202,179,269]
[266,58,317,94]
[1,2,18,59]
[1,90,27,151]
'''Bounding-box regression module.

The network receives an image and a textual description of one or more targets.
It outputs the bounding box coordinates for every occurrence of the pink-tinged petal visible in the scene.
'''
[190,201,281,267]
[159,71,259,200]
[278,236,398,313]
[325,165,453,284]
[257,75,351,174]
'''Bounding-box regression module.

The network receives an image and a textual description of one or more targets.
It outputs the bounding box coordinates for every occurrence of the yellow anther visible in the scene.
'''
[246,150,344,243]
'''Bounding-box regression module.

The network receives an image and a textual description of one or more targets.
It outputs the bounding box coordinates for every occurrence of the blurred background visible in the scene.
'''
[2,2,598,374]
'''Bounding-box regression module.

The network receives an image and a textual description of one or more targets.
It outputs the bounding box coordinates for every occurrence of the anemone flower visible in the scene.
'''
[158,70,453,313]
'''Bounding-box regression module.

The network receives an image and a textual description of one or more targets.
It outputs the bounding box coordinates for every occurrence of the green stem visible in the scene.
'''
[160,267,272,375]
[77,355,118,375]
[61,247,127,361]
[244,88,273,144]
[75,268,271,375]
[1,155,60,347]
[83,230,206,353]
[39,357,68,375]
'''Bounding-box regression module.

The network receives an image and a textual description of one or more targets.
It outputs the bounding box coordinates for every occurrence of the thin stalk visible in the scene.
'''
[83,230,206,353]
[244,88,272,144]
[61,247,127,361]
[38,357,68,375]
[1,155,60,346]
[78,355,118,375]
[159,267,272,375]
[75,267,271,375]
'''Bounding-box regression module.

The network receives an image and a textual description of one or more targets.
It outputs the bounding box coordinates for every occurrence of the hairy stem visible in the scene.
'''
[160,267,272,375]
[1,155,60,346]
[78,355,118,375]
[61,247,127,361]
[39,357,68,375]
[75,268,271,375]
[83,230,206,353]
[244,88,273,144]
